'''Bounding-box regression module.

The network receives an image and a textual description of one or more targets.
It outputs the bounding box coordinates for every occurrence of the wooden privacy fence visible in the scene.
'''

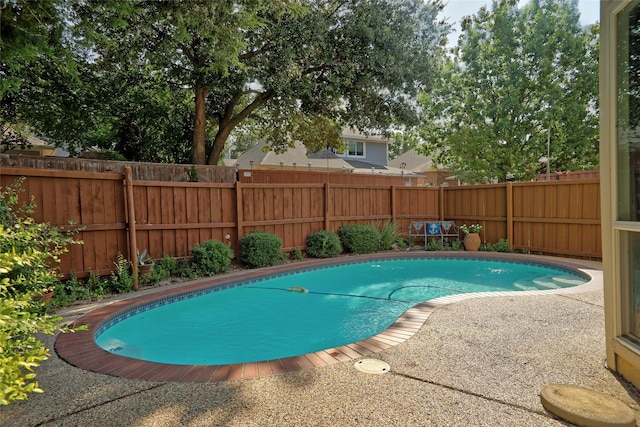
[0,167,601,282]
[0,154,236,183]
[0,167,128,277]
[442,180,601,259]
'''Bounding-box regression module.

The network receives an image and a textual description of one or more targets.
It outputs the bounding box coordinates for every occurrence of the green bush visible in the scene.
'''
[191,240,234,275]
[143,254,177,284]
[426,238,443,251]
[52,272,107,307]
[0,177,85,405]
[479,242,494,251]
[338,224,381,254]
[306,230,343,258]
[444,239,463,251]
[105,253,135,293]
[290,247,304,260]
[494,238,511,253]
[379,220,405,250]
[240,231,283,268]
[175,259,198,278]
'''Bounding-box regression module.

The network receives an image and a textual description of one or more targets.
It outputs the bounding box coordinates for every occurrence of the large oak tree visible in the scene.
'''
[73,0,448,164]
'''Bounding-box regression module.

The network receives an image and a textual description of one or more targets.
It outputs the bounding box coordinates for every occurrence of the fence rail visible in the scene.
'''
[238,168,420,186]
[0,166,601,283]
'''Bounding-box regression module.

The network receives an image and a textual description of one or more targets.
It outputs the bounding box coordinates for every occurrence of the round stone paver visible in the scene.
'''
[540,383,636,427]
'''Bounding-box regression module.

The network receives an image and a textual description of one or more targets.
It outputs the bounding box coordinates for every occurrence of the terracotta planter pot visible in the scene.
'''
[463,233,481,251]
[36,290,54,305]
[138,263,154,277]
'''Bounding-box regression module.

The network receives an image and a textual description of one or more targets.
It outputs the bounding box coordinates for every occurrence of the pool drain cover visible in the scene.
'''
[354,359,390,375]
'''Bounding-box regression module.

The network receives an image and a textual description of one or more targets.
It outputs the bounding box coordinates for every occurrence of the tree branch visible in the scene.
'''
[302,64,334,76]
[224,89,276,130]
[239,43,270,60]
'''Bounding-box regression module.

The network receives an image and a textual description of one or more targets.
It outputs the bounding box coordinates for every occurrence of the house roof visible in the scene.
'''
[232,141,421,176]
[232,140,312,169]
[388,148,444,172]
[1,127,70,157]
[341,128,394,144]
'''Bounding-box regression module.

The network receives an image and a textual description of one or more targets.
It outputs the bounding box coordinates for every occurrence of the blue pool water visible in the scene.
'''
[95,258,588,365]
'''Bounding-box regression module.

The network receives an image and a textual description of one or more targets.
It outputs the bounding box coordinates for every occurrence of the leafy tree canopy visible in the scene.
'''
[388,130,421,160]
[0,0,75,149]
[68,0,449,164]
[419,0,599,183]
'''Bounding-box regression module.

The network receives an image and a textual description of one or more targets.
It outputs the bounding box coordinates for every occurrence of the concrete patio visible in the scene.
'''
[1,257,639,427]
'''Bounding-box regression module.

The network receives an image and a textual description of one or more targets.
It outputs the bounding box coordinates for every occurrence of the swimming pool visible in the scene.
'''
[93,257,588,366]
[55,253,597,382]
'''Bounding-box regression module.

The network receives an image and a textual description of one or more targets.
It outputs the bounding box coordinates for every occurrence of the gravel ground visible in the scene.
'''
[1,259,639,427]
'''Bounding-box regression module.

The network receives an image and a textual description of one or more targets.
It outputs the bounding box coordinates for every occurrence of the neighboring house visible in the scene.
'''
[388,148,454,186]
[309,128,391,168]
[230,129,421,176]
[1,128,68,157]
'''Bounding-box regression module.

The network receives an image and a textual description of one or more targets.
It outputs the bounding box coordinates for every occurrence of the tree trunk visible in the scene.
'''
[207,125,232,165]
[191,87,208,164]
[205,88,276,165]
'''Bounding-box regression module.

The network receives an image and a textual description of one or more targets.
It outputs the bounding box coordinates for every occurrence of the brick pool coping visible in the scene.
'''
[54,252,602,383]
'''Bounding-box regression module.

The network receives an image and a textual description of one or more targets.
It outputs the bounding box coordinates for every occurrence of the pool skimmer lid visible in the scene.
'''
[354,359,390,375]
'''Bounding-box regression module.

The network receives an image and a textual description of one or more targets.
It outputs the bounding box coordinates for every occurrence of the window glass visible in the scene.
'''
[617,1,640,344]
[347,141,364,157]
[621,231,640,343]
[617,2,640,221]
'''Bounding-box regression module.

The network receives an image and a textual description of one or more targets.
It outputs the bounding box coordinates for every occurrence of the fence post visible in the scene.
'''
[439,186,445,221]
[324,182,331,230]
[391,185,397,224]
[236,181,244,255]
[506,182,513,250]
[124,167,139,290]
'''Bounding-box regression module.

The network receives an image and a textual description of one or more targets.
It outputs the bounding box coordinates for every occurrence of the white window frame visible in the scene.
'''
[601,0,640,388]
[340,140,366,158]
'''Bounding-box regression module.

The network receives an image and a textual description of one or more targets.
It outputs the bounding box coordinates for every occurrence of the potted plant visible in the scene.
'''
[460,224,482,251]
[136,249,154,276]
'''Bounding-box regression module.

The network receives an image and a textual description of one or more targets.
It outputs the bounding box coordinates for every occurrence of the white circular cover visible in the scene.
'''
[354,359,391,375]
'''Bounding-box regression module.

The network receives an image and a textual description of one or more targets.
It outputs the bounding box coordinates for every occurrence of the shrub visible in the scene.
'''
[494,238,511,253]
[379,220,405,250]
[240,231,283,268]
[306,230,343,258]
[191,240,234,275]
[338,224,381,254]
[175,259,198,278]
[479,242,494,251]
[52,272,107,307]
[426,238,443,251]
[290,247,304,260]
[447,239,463,251]
[156,254,178,273]
[0,177,85,405]
[105,253,135,293]
[143,254,177,284]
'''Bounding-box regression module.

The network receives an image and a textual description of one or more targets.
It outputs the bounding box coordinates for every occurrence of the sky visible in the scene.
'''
[440,0,600,46]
